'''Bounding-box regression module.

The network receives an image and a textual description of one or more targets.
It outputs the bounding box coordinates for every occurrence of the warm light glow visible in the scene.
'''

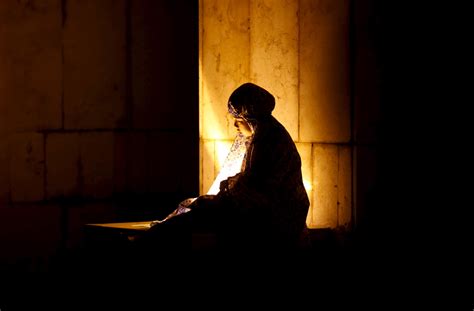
[215,141,232,170]
[201,77,228,140]
[206,134,247,195]
[303,179,312,192]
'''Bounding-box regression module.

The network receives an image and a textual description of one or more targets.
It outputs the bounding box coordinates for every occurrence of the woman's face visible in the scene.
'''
[233,117,253,137]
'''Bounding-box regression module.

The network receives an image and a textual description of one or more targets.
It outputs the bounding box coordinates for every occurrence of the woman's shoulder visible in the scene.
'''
[253,117,297,157]
[266,116,296,142]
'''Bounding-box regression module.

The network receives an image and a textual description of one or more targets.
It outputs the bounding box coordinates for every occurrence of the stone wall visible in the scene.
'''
[0,0,198,270]
[200,0,380,230]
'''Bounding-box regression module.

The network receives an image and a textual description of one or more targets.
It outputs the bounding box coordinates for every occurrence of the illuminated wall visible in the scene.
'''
[199,0,352,229]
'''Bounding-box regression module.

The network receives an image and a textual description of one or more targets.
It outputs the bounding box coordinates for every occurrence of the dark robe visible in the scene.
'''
[190,115,310,251]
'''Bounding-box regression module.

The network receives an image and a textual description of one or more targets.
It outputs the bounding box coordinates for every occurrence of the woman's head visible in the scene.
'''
[228,83,275,121]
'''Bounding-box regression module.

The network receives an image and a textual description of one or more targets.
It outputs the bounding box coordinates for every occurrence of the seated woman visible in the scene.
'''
[144,83,310,252]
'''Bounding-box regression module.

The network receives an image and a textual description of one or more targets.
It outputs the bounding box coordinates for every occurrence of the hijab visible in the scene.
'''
[227,83,275,121]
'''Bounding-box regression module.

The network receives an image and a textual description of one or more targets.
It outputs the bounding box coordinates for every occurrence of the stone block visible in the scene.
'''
[45,133,80,198]
[113,131,148,195]
[0,0,62,131]
[311,144,338,228]
[131,0,183,130]
[250,0,299,140]
[148,132,182,194]
[337,145,352,228]
[201,0,250,140]
[79,132,114,198]
[9,133,44,202]
[201,140,215,194]
[300,0,350,143]
[63,0,126,129]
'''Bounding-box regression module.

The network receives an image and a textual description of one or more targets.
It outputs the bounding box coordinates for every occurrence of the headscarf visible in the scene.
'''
[228,83,275,121]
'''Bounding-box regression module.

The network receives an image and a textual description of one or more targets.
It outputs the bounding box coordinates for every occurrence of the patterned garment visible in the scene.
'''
[206,133,250,195]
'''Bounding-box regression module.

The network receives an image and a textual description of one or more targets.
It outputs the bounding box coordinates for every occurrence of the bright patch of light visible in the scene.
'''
[206,134,247,195]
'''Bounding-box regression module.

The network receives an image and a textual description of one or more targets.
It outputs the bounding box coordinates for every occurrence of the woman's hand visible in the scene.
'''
[219,173,242,193]
[178,197,197,209]
[150,198,197,227]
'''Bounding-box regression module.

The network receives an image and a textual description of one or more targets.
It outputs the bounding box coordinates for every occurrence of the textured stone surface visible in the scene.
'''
[311,144,338,228]
[79,132,114,198]
[251,0,299,140]
[46,131,150,199]
[148,132,183,194]
[46,133,80,199]
[300,0,350,142]
[9,133,45,202]
[63,0,126,129]
[132,0,186,130]
[132,0,171,129]
[201,0,250,140]
[0,0,62,131]
[112,132,128,195]
[201,140,215,194]
[113,131,148,194]
[337,145,352,228]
